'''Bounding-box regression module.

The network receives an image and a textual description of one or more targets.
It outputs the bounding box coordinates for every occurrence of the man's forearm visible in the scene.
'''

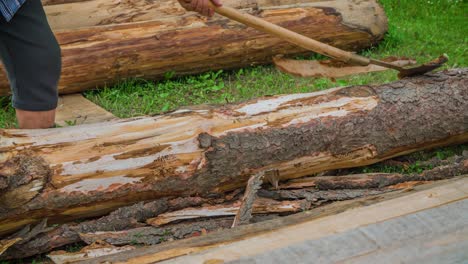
[178,0,222,17]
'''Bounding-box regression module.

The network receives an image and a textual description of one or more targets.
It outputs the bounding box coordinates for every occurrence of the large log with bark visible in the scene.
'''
[0,0,388,95]
[0,69,467,236]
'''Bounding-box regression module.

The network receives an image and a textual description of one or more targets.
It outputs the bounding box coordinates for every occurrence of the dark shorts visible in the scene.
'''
[0,0,61,111]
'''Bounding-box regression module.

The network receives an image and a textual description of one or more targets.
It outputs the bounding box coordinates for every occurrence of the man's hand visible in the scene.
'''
[178,0,222,17]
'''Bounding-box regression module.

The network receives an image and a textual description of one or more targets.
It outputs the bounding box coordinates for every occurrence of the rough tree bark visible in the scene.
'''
[0,69,467,236]
[0,0,388,95]
[279,157,468,189]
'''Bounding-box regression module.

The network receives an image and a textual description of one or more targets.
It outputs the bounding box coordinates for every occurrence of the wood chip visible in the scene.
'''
[0,238,22,256]
[232,171,265,228]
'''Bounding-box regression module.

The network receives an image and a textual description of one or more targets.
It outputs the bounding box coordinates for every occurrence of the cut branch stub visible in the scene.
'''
[0,153,51,211]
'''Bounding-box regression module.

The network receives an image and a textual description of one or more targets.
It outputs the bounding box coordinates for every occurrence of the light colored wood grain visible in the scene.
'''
[55,94,116,127]
[48,242,135,264]
[147,198,305,226]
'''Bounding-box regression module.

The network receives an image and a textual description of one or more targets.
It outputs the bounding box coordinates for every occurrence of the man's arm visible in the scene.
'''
[178,0,222,17]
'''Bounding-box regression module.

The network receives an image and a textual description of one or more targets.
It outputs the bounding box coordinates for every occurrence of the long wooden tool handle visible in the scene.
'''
[214,5,370,66]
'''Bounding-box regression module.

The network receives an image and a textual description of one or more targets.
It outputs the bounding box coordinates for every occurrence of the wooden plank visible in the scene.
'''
[82,176,468,264]
[55,94,116,126]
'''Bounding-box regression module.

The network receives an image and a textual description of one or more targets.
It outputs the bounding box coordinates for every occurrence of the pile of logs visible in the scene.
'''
[0,0,389,95]
[0,68,467,261]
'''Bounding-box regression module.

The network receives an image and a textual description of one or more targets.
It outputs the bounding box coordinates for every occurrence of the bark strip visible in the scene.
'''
[232,171,265,227]
[80,218,234,246]
[280,157,467,190]
[147,198,307,226]
[258,188,390,202]
[273,56,416,78]
[47,241,135,264]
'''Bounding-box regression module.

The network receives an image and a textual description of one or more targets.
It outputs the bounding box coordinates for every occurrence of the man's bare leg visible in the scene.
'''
[16,109,56,129]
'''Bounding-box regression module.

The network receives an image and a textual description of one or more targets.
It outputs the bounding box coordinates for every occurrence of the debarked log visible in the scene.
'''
[0,69,467,236]
[0,0,388,95]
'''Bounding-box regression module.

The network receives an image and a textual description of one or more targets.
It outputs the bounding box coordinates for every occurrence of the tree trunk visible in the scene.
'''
[0,0,388,95]
[0,69,467,236]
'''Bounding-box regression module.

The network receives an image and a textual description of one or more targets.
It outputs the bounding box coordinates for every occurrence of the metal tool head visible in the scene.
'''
[397,54,449,78]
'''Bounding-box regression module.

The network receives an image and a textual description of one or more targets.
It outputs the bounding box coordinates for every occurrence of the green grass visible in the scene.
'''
[0,96,16,128]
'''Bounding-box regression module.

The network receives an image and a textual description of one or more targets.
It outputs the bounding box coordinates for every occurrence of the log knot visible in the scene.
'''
[198,133,213,148]
[0,153,51,210]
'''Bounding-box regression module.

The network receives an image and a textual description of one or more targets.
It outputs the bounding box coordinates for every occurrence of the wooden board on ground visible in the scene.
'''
[55,94,116,126]
[82,176,468,264]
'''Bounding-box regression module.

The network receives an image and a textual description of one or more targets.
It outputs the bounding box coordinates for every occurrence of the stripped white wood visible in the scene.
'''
[48,244,135,264]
